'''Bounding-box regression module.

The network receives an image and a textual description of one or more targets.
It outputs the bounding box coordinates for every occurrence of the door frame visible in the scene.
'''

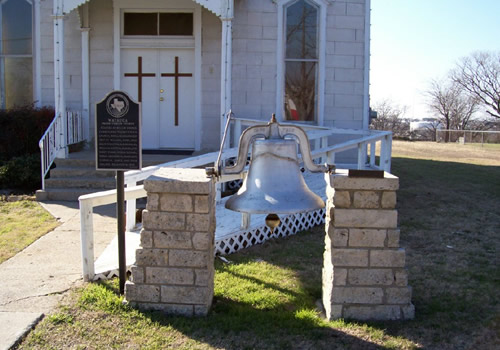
[112,0,202,150]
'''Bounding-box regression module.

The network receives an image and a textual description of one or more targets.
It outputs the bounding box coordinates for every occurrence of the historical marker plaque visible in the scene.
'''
[95,91,142,170]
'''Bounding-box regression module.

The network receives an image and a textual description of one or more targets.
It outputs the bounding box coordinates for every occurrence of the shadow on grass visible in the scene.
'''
[94,278,386,349]
[370,157,500,347]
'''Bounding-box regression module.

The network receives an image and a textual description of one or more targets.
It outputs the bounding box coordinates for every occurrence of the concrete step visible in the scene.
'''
[54,157,96,168]
[50,167,115,178]
[44,177,116,190]
[36,188,104,201]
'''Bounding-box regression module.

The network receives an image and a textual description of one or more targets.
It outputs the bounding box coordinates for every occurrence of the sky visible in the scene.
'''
[370,0,500,120]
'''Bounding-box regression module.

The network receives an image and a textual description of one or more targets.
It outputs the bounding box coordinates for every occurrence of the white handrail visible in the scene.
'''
[39,110,85,189]
[79,118,393,281]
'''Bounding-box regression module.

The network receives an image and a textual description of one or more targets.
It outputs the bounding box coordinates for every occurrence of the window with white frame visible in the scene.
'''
[123,12,193,37]
[0,0,33,109]
[284,0,319,122]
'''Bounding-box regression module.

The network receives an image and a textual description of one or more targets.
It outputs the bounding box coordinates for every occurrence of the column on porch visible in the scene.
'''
[219,0,233,145]
[78,3,90,142]
[53,0,67,157]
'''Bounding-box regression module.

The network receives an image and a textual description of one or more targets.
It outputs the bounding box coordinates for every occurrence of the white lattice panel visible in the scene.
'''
[215,208,325,255]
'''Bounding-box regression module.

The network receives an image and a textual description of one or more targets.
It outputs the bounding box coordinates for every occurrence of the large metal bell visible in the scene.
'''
[225,138,325,214]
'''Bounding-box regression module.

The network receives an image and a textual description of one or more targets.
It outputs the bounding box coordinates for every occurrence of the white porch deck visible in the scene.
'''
[92,171,327,280]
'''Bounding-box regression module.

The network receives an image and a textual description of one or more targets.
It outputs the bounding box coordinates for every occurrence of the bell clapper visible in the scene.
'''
[265,213,281,234]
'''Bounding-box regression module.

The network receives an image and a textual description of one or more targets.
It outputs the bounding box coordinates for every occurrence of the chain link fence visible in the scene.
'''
[435,130,500,144]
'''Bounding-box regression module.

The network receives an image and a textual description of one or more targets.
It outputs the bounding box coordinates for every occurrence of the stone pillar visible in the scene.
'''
[125,168,216,316]
[323,170,414,321]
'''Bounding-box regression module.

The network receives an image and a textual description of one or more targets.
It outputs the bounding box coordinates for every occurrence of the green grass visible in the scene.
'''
[20,229,416,349]
[18,142,500,349]
[0,200,59,263]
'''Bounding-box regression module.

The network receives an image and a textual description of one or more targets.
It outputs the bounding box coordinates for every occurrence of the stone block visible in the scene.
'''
[194,195,210,213]
[348,268,394,286]
[125,282,160,303]
[353,191,380,209]
[192,232,211,250]
[138,303,194,316]
[160,193,193,213]
[135,248,168,267]
[329,227,348,247]
[394,269,408,286]
[381,191,397,209]
[140,230,153,248]
[333,268,347,286]
[169,250,209,268]
[194,305,210,316]
[130,266,144,284]
[333,68,364,82]
[330,248,368,267]
[401,304,415,319]
[329,170,399,191]
[146,193,159,211]
[327,305,343,320]
[144,168,214,194]
[334,15,365,30]
[195,269,212,286]
[142,211,185,231]
[334,190,351,208]
[370,249,406,267]
[334,209,398,229]
[335,94,363,108]
[154,231,192,249]
[386,287,412,304]
[161,286,209,304]
[146,267,194,285]
[186,213,213,232]
[387,229,400,247]
[347,3,364,16]
[349,229,386,247]
[343,305,401,321]
[332,287,383,304]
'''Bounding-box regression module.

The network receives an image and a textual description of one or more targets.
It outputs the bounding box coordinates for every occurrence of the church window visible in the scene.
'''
[0,0,33,109]
[284,0,319,122]
[124,12,193,36]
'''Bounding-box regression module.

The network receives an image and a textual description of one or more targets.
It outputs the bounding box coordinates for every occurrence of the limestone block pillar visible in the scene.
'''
[125,168,216,316]
[323,170,414,320]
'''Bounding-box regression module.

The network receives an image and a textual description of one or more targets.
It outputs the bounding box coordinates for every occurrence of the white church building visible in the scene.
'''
[2,0,371,153]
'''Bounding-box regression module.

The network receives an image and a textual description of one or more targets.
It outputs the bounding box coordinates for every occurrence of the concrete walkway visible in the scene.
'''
[0,201,117,350]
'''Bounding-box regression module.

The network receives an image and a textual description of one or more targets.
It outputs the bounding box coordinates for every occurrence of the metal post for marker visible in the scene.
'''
[116,170,126,294]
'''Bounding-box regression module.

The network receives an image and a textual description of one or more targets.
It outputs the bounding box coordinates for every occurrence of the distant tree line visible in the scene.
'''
[371,51,500,141]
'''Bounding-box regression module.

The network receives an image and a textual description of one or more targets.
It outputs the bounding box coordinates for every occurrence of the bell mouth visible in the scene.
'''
[225,137,325,214]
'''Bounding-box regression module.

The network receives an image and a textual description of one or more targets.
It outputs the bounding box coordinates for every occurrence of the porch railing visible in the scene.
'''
[78,117,392,281]
[39,110,84,189]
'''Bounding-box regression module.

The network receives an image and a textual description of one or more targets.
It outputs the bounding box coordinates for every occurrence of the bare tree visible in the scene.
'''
[370,99,409,137]
[426,79,479,141]
[451,51,500,119]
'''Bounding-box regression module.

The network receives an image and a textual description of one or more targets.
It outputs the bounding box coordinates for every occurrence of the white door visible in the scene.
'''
[121,48,195,149]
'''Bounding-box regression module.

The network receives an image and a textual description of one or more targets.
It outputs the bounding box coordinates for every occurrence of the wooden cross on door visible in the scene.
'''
[161,56,192,126]
[124,56,156,102]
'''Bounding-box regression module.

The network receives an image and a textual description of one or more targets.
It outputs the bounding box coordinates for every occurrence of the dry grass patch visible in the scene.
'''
[391,140,500,166]
[0,199,59,263]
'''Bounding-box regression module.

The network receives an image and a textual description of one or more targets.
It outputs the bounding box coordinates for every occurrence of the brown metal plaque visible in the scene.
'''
[348,169,385,178]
